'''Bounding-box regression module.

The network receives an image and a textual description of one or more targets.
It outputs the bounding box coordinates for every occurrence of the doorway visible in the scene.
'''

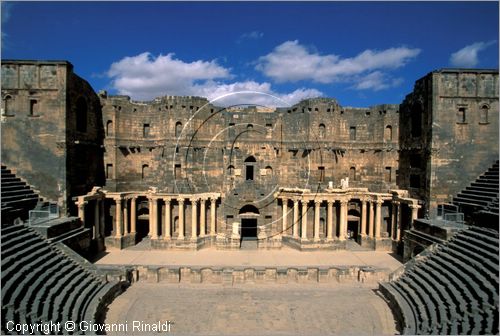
[241,218,257,239]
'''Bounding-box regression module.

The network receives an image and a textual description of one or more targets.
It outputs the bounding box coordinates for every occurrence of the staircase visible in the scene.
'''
[1,165,41,225]
[1,224,125,335]
[452,160,499,225]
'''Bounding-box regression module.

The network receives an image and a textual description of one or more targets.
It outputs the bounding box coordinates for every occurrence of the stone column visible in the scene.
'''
[114,197,122,238]
[130,197,137,235]
[200,198,206,237]
[210,198,216,235]
[391,201,400,240]
[410,204,419,221]
[397,204,403,241]
[100,198,105,238]
[410,203,420,229]
[314,200,321,241]
[338,200,347,240]
[375,200,382,238]
[94,200,100,239]
[178,198,185,239]
[368,201,374,237]
[327,200,333,241]
[301,200,308,240]
[361,199,367,237]
[148,199,153,236]
[191,198,198,240]
[77,200,86,224]
[282,198,288,235]
[151,198,158,239]
[123,199,129,235]
[293,199,299,238]
[164,198,171,239]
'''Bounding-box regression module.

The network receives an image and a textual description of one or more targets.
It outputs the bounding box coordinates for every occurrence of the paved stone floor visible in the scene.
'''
[106,282,397,335]
[94,244,403,271]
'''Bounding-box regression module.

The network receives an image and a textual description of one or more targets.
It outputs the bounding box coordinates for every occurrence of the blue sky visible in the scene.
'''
[2,1,498,107]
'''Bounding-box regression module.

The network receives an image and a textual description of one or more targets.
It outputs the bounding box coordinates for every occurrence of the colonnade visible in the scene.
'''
[111,193,219,240]
[76,188,106,240]
[279,195,420,242]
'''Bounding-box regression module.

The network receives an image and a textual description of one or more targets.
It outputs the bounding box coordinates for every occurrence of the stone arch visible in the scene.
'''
[175,121,182,137]
[244,156,256,181]
[2,95,12,116]
[106,120,113,136]
[319,123,326,138]
[385,125,392,141]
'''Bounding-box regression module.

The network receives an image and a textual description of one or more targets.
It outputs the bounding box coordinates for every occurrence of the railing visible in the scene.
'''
[436,203,465,226]
[29,203,59,225]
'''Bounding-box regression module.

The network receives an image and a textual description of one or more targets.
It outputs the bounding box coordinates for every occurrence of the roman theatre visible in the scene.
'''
[1,60,498,334]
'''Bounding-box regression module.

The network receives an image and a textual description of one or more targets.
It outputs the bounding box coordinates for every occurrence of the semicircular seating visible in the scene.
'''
[380,226,499,335]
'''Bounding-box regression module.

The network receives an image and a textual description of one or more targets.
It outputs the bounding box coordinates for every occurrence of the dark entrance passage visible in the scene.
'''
[241,218,257,239]
[347,220,359,241]
[239,204,260,249]
[136,205,150,243]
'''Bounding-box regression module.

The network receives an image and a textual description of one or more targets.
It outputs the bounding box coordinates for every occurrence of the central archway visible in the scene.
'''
[239,204,259,239]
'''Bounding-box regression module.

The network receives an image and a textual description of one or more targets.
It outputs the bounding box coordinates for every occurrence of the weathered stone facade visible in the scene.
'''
[2,60,498,251]
[1,60,105,214]
[399,69,499,217]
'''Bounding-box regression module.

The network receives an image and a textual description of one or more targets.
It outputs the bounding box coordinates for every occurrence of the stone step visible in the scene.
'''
[379,282,417,335]
[51,274,94,323]
[29,263,79,320]
[455,232,499,255]
[456,192,496,203]
[2,246,54,304]
[38,267,84,320]
[8,255,64,309]
[2,233,41,256]
[2,240,50,269]
[442,246,498,296]
[437,251,494,308]
[20,260,75,317]
[404,270,449,334]
[426,257,481,316]
[0,225,32,240]
[461,188,499,198]
[395,280,430,333]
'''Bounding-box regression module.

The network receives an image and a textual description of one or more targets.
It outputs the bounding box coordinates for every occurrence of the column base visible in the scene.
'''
[105,234,136,249]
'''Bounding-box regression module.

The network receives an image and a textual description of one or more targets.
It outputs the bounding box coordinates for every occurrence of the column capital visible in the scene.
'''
[409,203,421,209]
[339,199,348,206]
[178,198,185,204]
[77,200,88,207]
[314,199,322,206]
[191,197,199,203]
[163,197,171,204]
[375,199,383,205]
[393,200,401,206]
[210,197,216,204]
[281,196,288,202]
[113,196,122,202]
[327,199,335,205]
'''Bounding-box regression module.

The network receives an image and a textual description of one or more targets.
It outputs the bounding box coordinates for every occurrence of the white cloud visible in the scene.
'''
[255,40,421,84]
[353,71,404,91]
[449,41,496,67]
[107,52,322,106]
[1,2,14,46]
[107,52,231,100]
[237,31,264,43]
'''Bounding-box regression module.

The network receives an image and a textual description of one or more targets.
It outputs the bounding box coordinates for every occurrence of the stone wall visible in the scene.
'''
[399,69,499,217]
[1,60,104,214]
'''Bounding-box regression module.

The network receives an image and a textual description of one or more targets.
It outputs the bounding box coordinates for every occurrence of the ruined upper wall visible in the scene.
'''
[1,60,105,214]
[398,68,499,215]
[100,92,400,194]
